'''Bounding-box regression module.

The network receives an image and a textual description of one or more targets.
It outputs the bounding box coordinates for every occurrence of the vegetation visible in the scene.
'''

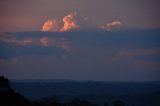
[0,76,127,106]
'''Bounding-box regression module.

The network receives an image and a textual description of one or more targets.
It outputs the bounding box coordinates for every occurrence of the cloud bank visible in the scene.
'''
[41,12,122,32]
[0,32,72,60]
[41,12,79,32]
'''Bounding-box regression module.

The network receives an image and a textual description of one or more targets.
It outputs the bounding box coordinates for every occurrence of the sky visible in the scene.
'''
[1,0,160,31]
[0,0,160,81]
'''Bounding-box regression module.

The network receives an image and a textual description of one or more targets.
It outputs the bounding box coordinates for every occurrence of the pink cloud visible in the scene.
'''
[41,12,79,32]
[60,12,79,32]
[41,19,62,32]
[101,21,122,31]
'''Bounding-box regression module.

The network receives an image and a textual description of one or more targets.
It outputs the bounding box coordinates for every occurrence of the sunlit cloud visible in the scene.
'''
[60,12,79,32]
[101,21,122,31]
[41,12,79,32]
[41,19,62,32]
[41,12,123,32]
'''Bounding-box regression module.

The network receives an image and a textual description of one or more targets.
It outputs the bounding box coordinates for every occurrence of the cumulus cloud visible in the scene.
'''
[41,12,123,32]
[60,12,79,32]
[41,19,62,32]
[41,12,79,32]
[101,21,122,31]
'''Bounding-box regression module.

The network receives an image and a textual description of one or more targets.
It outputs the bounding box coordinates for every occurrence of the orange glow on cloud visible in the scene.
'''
[41,12,122,32]
[60,12,79,32]
[101,21,122,31]
[41,20,61,32]
[41,12,79,32]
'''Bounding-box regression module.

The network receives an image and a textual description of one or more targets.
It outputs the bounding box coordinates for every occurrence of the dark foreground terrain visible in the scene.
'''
[8,79,160,106]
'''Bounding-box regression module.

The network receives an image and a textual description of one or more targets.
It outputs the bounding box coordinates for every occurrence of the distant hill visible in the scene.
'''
[11,80,160,106]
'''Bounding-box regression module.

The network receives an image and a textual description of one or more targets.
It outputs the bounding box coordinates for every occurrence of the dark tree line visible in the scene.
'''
[0,76,30,106]
[0,76,127,106]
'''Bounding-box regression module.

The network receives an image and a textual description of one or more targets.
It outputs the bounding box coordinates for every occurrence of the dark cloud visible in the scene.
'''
[0,44,67,60]
[1,30,160,60]
[0,32,71,59]
[1,30,160,81]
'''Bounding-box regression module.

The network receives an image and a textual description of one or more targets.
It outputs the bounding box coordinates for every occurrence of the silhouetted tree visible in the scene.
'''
[0,76,30,106]
[104,100,109,106]
[38,98,61,106]
[114,100,126,106]
[67,98,98,106]
[50,100,61,106]
[0,76,11,90]
[0,76,131,106]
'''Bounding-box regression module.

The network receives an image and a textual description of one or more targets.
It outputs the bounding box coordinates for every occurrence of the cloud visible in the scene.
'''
[39,37,49,46]
[0,33,72,60]
[0,33,16,43]
[57,38,72,52]
[41,12,98,32]
[132,60,160,69]
[42,12,122,32]
[107,48,160,65]
[41,12,79,32]
[117,48,160,57]
[41,19,62,32]
[39,37,72,52]
[60,12,79,32]
[0,58,18,65]
[16,39,33,46]
[0,32,34,46]
[101,21,122,31]
[0,32,71,51]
